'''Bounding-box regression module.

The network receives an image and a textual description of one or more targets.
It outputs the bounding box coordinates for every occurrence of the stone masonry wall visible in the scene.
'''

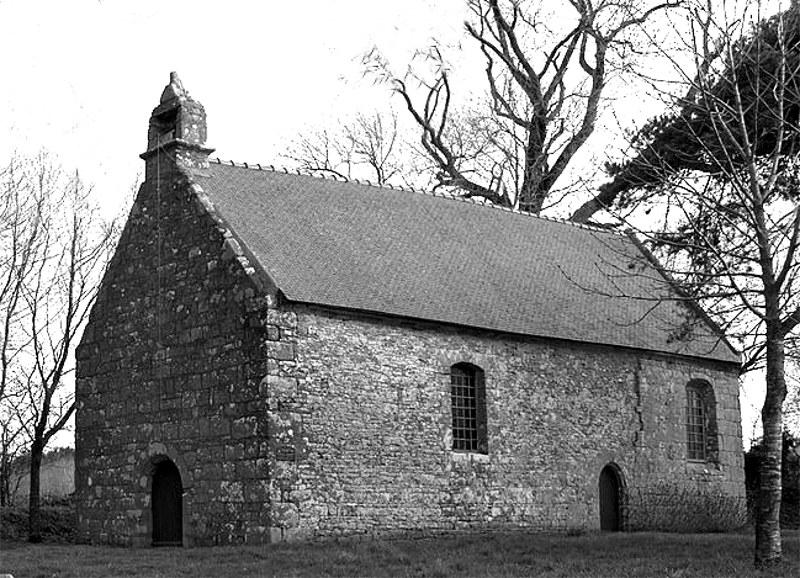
[76,163,744,546]
[266,304,745,540]
[75,163,278,546]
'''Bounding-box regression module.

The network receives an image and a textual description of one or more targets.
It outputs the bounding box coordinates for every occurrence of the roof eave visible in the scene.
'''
[624,230,741,364]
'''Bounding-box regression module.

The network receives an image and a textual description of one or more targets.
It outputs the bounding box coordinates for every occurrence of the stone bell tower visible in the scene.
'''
[140,72,214,182]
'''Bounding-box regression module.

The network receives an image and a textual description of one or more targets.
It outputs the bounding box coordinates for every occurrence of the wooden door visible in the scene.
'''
[152,460,183,546]
[599,465,620,532]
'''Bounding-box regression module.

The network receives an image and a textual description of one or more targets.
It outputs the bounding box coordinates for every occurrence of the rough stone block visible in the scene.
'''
[260,375,296,398]
[268,342,295,361]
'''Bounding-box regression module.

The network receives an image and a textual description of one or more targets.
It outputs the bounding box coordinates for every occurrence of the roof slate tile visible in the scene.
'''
[196,162,739,364]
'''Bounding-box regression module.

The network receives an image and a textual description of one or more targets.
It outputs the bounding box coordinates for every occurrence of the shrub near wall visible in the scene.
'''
[627,483,748,532]
[0,496,75,542]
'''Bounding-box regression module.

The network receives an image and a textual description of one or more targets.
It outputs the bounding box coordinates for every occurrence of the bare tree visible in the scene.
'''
[285,111,418,187]
[603,0,799,566]
[0,154,117,541]
[365,0,679,217]
[0,156,47,507]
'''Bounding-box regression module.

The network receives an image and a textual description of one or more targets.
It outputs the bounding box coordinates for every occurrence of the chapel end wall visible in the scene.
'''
[624,358,746,531]
[75,170,277,546]
[265,304,745,540]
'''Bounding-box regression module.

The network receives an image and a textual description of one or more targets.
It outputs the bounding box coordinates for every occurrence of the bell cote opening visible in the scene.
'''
[141,71,214,177]
[150,107,178,149]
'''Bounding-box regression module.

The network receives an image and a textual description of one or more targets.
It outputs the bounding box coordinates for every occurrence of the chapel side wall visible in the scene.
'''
[265,305,745,540]
[75,171,274,546]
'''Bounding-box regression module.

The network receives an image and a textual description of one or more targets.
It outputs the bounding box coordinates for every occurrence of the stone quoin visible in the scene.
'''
[74,73,746,546]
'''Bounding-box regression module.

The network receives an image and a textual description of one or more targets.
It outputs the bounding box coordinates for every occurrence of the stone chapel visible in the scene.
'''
[74,73,746,546]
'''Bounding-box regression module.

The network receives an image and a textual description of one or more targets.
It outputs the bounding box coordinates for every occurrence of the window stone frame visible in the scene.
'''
[685,379,719,463]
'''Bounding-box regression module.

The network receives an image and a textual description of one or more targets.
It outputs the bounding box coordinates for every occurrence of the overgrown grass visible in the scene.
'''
[1,530,797,577]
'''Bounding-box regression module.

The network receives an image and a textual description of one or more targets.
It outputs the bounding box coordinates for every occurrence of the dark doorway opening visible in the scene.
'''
[152,459,183,546]
[599,464,622,532]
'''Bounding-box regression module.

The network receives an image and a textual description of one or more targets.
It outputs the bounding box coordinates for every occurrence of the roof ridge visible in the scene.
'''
[210,157,622,235]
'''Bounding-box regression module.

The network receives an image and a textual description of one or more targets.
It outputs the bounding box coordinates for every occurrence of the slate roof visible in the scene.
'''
[196,160,739,364]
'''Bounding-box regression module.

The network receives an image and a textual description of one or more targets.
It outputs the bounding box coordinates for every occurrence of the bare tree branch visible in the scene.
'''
[0,153,119,541]
[365,0,675,216]
[598,1,799,566]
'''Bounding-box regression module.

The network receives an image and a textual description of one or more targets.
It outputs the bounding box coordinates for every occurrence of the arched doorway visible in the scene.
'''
[152,459,183,546]
[599,464,622,531]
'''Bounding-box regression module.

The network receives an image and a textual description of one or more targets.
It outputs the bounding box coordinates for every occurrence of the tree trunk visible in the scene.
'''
[754,329,786,568]
[27,437,43,543]
[0,454,9,507]
[517,175,547,215]
[569,180,624,224]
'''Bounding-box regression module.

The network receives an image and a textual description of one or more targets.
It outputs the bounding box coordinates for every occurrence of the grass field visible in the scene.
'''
[0,530,798,578]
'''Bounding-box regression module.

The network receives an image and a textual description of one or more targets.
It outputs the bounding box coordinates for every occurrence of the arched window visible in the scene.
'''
[450,363,487,453]
[685,380,718,462]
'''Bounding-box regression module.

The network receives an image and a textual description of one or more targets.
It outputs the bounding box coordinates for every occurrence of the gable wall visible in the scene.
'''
[266,304,745,540]
[75,170,277,546]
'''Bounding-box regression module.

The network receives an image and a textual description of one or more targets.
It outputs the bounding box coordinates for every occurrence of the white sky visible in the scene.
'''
[0,0,781,448]
[0,0,476,213]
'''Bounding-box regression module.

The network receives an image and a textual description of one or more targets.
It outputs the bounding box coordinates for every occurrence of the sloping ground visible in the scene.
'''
[11,448,75,505]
